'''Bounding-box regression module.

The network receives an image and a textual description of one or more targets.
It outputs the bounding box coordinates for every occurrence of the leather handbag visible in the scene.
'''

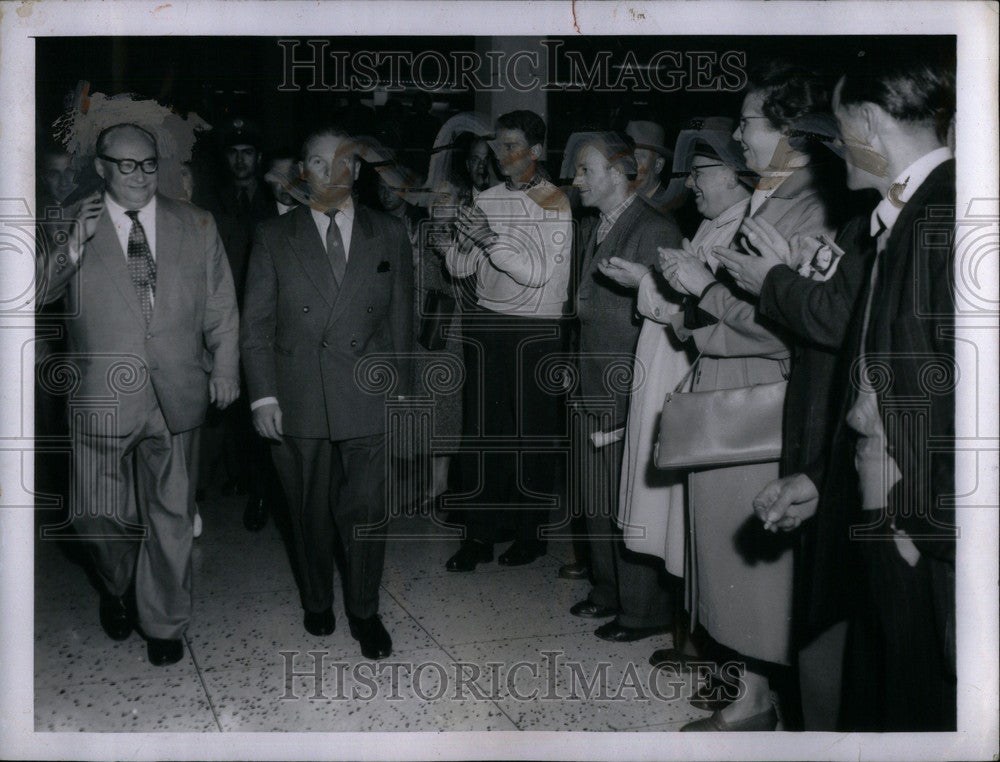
[654,302,787,470]
[417,289,457,352]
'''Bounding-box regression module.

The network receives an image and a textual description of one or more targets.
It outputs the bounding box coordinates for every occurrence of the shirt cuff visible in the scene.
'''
[250,396,278,411]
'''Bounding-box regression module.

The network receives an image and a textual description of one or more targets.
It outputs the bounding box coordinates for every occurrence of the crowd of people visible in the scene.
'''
[35,48,956,733]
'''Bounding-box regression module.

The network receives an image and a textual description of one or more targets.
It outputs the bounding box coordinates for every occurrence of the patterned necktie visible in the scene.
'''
[325,209,346,286]
[125,210,156,324]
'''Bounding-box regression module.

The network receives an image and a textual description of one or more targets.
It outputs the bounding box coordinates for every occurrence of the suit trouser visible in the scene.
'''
[842,538,956,731]
[271,433,387,618]
[459,311,566,547]
[71,386,194,640]
[575,413,672,629]
[797,620,848,730]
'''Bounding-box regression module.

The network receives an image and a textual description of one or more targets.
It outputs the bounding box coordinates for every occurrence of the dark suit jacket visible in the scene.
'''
[42,194,240,435]
[206,182,277,302]
[792,160,956,634]
[241,203,414,440]
[575,196,682,423]
[757,215,876,641]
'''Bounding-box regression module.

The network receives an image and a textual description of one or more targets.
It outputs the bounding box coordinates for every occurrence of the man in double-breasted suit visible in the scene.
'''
[42,123,240,666]
[567,132,683,643]
[241,127,413,660]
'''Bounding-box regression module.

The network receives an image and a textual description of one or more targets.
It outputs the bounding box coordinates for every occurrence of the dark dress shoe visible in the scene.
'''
[680,706,778,732]
[445,540,492,572]
[304,608,335,636]
[147,638,183,666]
[594,619,671,643]
[570,599,618,619]
[497,541,543,566]
[99,595,132,641]
[349,615,392,660]
[557,561,590,580]
[243,495,269,532]
[650,646,702,670]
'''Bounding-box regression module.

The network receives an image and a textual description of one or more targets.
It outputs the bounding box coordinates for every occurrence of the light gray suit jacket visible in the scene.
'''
[43,194,240,435]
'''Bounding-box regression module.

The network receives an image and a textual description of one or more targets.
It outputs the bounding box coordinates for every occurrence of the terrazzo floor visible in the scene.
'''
[34,494,709,732]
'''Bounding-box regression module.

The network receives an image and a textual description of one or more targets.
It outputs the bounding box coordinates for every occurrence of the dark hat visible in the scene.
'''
[218,117,262,150]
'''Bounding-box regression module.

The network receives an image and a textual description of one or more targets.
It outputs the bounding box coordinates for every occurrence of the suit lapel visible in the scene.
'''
[327,205,375,327]
[286,205,337,309]
[150,196,182,329]
[91,211,144,323]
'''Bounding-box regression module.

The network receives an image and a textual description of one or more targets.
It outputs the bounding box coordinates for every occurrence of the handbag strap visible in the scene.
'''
[669,293,745,394]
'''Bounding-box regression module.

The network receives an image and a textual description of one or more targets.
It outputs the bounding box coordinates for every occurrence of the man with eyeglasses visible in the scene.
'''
[40,122,240,667]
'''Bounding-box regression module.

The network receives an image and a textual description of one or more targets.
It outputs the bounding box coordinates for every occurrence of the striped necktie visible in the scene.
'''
[325,209,347,286]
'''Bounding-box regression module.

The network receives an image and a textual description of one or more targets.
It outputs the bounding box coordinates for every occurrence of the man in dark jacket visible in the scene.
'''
[751,52,957,731]
[567,132,683,642]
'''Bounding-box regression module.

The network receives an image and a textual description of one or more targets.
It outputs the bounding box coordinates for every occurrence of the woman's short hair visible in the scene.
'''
[746,61,831,132]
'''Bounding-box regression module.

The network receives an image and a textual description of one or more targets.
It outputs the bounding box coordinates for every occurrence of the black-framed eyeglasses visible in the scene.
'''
[98,154,158,175]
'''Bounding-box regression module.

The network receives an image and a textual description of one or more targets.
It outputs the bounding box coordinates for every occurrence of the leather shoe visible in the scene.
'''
[594,619,671,643]
[99,595,132,641]
[680,706,777,732]
[304,608,335,636]
[446,540,492,572]
[557,561,589,580]
[650,646,702,670]
[570,599,618,619]
[349,615,392,660]
[243,495,269,532]
[497,541,543,566]
[147,638,183,666]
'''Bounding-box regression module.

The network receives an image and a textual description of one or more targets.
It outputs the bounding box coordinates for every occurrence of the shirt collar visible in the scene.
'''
[599,193,636,227]
[713,197,751,229]
[870,146,952,238]
[105,193,156,222]
[311,195,355,225]
[504,172,543,192]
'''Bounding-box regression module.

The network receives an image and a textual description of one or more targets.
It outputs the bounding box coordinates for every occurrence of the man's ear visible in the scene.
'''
[352,157,361,182]
[654,156,666,176]
[529,143,544,162]
[94,158,106,180]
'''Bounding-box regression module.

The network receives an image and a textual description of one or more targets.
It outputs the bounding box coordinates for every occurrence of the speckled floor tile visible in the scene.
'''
[190,530,299,600]
[187,588,436,673]
[448,632,708,731]
[382,565,597,646]
[34,673,218,732]
[202,646,517,731]
[34,605,200,689]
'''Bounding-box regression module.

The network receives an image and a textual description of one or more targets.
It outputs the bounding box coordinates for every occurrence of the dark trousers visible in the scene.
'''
[575,413,671,629]
[842,538,956,731]
[71,386,194,640]
[271,433,387,618]
[458,309,567,547]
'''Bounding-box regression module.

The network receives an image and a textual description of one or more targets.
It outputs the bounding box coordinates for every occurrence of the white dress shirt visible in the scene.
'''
[104,194,158,305]
[310,197,354,258]
[105,193,157,263]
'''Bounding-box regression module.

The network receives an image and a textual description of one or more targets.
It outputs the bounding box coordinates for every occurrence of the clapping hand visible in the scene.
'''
[714,218,819,295]
[454,204,498,252]
[597,256,650,289]
[658,239,714,296]
[753,473,819,532]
